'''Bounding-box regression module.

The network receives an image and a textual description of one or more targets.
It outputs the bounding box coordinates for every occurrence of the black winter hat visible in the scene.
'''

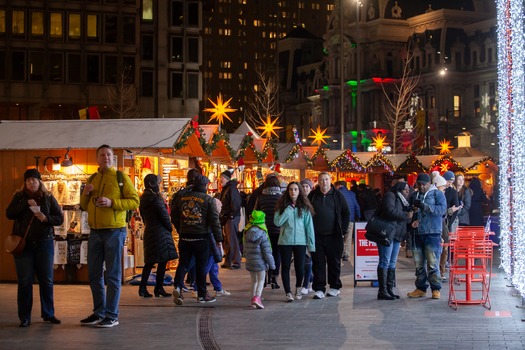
[24,168,41,181]
[220,169,232,181]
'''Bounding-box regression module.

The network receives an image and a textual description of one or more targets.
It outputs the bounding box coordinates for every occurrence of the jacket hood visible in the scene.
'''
[244,226,266,244]
[262,186,282,195]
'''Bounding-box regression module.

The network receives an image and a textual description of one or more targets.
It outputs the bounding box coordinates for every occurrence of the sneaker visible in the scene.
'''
[253,296,264,309]
[172,287,184,305]
[407,289,427,298]
[441,276,448,283]
[313,290,325,299]
[250,296,257,308]
[96,318,119,328]
[197,293,216,303]
[432,290,441,299]
[300,287,309,295]
[308,283,314,293]
[285,292,294,302]
[295,288,303,300]
[215,289,231,296]
[80,314,103,326]
[326,288,340,297]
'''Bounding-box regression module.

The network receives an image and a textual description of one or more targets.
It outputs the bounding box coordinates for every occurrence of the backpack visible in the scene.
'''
[88,170,133,223]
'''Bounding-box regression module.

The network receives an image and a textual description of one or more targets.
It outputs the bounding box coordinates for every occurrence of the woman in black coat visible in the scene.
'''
[138,174,178,298]
[469,177,490,226]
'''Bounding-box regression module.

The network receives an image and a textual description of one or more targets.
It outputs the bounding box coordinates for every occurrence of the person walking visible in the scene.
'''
[79,145,140,328]
[308,172,350,299]
[171,174,223,305]
[407,173,447,300]
[334,181,360,262]
[6,169,64,327]
[454,172,472,226]
[375,181,413,300]
[243,210,276,309]
[138,174,178,298]
[274,182,316,302]
[219,169,242,269]
[254,175,282,289]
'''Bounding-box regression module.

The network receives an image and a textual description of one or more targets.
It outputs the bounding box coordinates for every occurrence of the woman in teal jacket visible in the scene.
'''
[274,182,315,302]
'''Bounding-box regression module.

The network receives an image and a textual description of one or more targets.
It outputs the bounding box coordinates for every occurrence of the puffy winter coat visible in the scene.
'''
[244,226,275,272]
[254,186,282,236]
[139,189,178,264]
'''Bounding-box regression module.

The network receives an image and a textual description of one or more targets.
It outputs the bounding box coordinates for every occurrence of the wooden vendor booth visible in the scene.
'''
[0,119,195,283]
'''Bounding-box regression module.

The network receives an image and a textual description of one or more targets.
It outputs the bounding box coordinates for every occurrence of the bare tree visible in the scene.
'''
[106,67,141,119]
[245,66,282,131]
[381,46,420,154]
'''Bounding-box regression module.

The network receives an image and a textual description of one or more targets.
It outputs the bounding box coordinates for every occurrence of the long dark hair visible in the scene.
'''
[276,181,314,217]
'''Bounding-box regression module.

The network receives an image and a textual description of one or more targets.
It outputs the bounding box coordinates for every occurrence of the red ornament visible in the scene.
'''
[191,118,201,138]
[143,157,152,170]
[238,158,245,166]
[247,132,253,136]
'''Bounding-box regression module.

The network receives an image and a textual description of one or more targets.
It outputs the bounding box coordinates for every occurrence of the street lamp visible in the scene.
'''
[355,0,362,152]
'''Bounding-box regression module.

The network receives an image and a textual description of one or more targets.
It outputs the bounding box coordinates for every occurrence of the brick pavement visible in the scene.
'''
[0,248,524,350]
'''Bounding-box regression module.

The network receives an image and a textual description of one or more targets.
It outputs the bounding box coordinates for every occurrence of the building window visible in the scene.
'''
[0,10,6,34]
[188,38,199,63]
[188,2,199,27]
[12,10,25,35]
[104,15,117,43]
[87,14,98,40]
[87,54,100,83]
[0,51,5,80]
[12,51,26,81]
[29,52,44,81]
[188,72,199,98]
[50,12,63,38]
[489,82,496,96]
[123,16,135,44]
[141,70,154,97]
[67,53,81,83]
[104,55,118,84]
[142,34,153,60]
[31,12,44,36]
[171,1,183,26]
[171,36,183,61]
[474,100,480,118]
[474,85,480,98]
[123,56,135,83]
[453,95,461,118]
[68,13,81,39]
[50,53,63,81]
[142,0,153,21]
[171,72,183,98]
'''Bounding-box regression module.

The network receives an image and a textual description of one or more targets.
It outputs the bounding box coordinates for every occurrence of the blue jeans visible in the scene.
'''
[205,256,222,291]
[88,228,127,320]
[14,239,55,322]
[412,233,442,291]
[377,241,401,269]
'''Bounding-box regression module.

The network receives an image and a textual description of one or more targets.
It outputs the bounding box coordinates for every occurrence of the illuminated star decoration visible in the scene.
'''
[439,162,450,173]
[257,115,283,139]
[436,139,454,155]
[372,133,389,151]
[203,93,237,127]
[308,125,330,146]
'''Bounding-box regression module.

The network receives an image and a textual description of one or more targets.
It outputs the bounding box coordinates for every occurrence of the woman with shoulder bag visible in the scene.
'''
[5,169,64,327]
[376,181,413,300]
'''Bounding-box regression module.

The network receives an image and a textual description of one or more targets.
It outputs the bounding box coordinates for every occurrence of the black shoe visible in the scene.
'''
[80,314,103,326]
[220,264,231,269]
[342,255,349,261]
[43,316,61,324]
[139,288,153,298]
[230,265,241,270]
[19,320,31,328]
[154,287,172,298]
[97,318,119,328]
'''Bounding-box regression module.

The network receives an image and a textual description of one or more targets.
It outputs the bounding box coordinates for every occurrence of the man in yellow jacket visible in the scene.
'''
[79,144,139,328]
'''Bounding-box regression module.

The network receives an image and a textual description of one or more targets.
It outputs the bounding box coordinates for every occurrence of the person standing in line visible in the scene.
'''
[308,172,350,299]
[334,180,360,262]
[219,169,242,269]
[80,144,140,328]
[274,182,316,302]
[244,210,276,309]
[374,181,413,300]
[407,173,447,300]
[138,174,178,298]
[172,174,223,305]
[357,180,378,221]
[469,177,490,226]
[254,175,282,289]
[6,169,64,328]
[440,171,461,282]
[454,172,472,226]
[299,179,315,295]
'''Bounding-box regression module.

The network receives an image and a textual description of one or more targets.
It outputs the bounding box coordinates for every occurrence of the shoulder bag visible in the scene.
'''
[5,216,35,255]
[365,215,397,247]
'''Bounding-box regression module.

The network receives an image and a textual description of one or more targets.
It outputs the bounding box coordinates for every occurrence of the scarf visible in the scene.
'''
[396,191,410,207]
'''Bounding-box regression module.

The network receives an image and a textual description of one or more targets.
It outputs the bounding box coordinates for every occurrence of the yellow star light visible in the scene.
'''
[440,163,450,172]
[308,125,330,146]
[203,93,237,126]
[372,133,389,151]
[436,139,454,155]
[257,115,283,138]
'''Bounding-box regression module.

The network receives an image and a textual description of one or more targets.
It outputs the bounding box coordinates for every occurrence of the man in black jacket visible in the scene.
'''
[219,170,242,269]
[308,172,350,299]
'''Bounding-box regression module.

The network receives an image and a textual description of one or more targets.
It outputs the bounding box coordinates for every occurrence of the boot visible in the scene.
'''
[386,268,400,299]
[154,286,171,297]
[377,268,394,300]
[138,286,153,298]
[271,275,280,290]
[154,263,171,297]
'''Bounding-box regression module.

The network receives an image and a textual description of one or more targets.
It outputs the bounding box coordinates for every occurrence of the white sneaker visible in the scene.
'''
[326,288,340,297]
[215,290,231,296]
[285,292,294,302]
[295,288,303,300]
[313,290,325,299]
[300,287,309,295]
[308,283,313,293]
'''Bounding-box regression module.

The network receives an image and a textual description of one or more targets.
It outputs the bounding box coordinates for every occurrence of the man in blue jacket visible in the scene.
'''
[407,173,447,299]
[334,181,360,261]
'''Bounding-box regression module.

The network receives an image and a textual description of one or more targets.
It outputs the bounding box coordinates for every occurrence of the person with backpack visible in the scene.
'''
[79,145,139,328]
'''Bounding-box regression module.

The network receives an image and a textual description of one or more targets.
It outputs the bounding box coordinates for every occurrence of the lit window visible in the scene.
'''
[50,13,63,38]
[0,10,5,33]
[453,95,461,118]
[12,10,25,34]
[143,0,153,21]
[31,12,44,36]
[69,13,81,38]
[87,15,98,38]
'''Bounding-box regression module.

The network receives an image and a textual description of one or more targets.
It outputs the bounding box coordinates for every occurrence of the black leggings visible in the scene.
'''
[279,245,306,294]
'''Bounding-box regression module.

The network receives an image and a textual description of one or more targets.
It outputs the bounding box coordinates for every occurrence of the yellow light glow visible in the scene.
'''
[439,163,449,172]
[308,125,330,146]
[203,93,237,127]
[372,133,389,151]
[256,115,283,138]
[436,139,454,154]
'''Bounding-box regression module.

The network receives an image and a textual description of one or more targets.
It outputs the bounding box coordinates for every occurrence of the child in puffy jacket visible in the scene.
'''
[243,210,276,309]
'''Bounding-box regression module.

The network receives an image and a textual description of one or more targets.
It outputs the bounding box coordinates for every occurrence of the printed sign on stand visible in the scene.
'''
[354,222,379,286]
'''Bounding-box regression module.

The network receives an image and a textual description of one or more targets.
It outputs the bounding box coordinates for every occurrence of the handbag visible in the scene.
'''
[365,215,396,246]
[5,217,35,255]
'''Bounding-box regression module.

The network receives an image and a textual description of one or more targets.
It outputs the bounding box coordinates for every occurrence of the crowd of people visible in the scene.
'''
[6,155,493,327]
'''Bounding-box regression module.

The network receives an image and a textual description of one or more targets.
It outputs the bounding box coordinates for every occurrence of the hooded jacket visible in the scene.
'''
[274,205,316,252]
[254,186,282,236]
[243,225,276,272]
[413,185,447,235]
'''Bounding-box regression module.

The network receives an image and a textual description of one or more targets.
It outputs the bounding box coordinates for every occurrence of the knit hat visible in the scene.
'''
[443,171,455,181]
[433,175,447,188]
[300,179,314,189]
[246,210,268,233]
[24,168,41,181]
[416,173,430,184]
[358,178,366,185]
[220,169,232,181]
